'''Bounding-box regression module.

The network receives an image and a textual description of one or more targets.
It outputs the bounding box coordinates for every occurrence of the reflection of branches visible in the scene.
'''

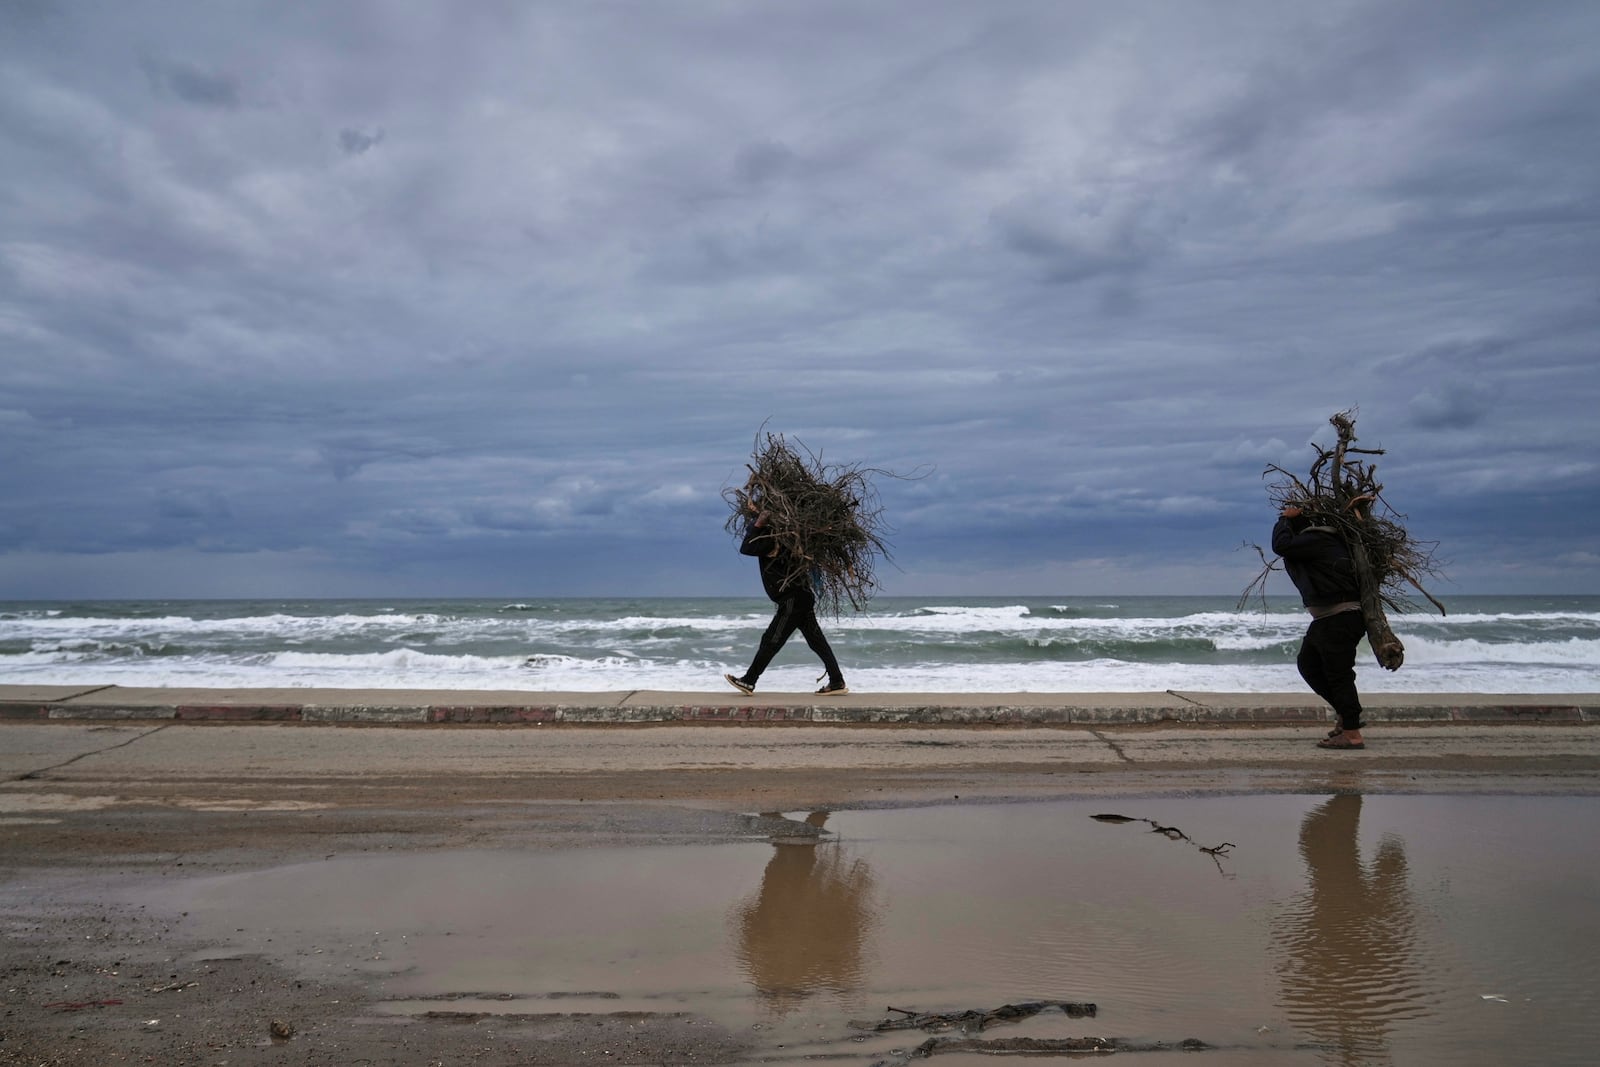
[1092,813,1236,874]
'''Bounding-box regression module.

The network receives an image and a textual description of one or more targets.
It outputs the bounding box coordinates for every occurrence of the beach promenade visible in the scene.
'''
[4,683,1598,724]
[5,684,1598,813]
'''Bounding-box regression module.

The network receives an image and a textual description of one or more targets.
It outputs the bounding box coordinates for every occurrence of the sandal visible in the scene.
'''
[1317,734,1365,750]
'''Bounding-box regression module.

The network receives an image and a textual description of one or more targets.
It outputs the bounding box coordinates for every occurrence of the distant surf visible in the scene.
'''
[3,596,1597,693]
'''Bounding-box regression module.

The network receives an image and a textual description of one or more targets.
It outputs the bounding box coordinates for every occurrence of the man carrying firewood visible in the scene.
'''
[725,505,849,696]
[1273,501,1368,750]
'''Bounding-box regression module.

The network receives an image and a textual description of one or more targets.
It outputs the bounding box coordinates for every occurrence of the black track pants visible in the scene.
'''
[744,593,843,687]
[1297,610,1366,731]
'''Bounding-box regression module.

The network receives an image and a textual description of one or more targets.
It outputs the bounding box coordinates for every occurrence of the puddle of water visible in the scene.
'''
[138,795,1600,1065]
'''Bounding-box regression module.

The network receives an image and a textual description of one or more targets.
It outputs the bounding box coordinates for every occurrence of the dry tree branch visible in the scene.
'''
[1236,542,1282,611]
[860,1000,1097,1034]
[1091,813,1236,873]
[1240,409,1447,669]
[723,429,918,615]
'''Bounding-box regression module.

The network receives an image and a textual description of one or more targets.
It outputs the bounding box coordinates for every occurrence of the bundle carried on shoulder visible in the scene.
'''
[1243,409,1446,670]
[723,431,894,615]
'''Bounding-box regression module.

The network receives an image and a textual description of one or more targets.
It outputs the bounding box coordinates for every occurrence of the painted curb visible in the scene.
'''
[3,699,1598,725]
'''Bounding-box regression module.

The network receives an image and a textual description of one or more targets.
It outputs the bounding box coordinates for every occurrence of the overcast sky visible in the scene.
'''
[2,1,1597,600]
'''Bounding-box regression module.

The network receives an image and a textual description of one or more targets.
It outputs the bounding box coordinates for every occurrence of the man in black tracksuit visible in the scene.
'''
[725,512,848,695]
[1273,503,1367,749]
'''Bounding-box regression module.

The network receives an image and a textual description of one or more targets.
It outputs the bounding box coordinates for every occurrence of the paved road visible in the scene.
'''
[5,718,1599,817]
[5,694,1599,861]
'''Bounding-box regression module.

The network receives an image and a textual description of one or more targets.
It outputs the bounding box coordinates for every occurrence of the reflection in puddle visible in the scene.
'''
[1275,795,1423,1065]
[135,795,1600,1064]
[733,812,878,1015]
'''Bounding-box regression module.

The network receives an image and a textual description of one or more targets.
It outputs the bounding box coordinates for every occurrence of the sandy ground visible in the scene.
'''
[3,720,1598,1064]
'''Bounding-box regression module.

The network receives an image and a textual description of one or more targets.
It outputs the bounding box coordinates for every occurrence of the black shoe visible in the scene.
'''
[815,680,849,695]
[724,673,754,694]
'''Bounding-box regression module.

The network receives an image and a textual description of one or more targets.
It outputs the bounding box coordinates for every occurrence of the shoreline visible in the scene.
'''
[4,683,1597,725]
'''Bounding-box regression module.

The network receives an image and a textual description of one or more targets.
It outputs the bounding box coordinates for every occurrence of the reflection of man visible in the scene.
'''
[1275,795,1420,1065]
[732,812,876,1014]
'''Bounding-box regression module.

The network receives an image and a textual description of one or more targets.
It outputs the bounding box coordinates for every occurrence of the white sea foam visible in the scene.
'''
[9,605,1595,643]
[2,612,460,639]
[4,598,1598,694]
[1396,635,1600,666]
[3,647,1594,694]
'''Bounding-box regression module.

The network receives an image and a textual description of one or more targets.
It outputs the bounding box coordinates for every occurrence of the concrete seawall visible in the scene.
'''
[3,685,1597,726]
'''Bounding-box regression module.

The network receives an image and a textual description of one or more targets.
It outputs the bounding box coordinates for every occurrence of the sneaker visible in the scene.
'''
[815,681,849,695]
[724,673,755,694]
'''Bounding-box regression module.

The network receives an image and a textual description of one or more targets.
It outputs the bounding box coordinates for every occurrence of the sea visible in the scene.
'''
[2,595,1596,694]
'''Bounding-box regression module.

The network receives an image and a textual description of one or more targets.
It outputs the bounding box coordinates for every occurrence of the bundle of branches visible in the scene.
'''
[1242,410,1445,670]
[723,430,894,615]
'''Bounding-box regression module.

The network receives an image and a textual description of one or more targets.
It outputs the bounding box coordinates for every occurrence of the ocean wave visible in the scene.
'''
[917,604,1035,620]
[4,596,1598,694]
[0,612,462,637]
[601,614,760,632]
[1396,635,1600,665]
[1014,635,1224,659]
[269,648,523,672]
[3,639,202,663]
[0,645,1244,692]
[2,648,1593,693]
[9,604,1593,646]
[28,639,192,658]
[1404,611,1600,626]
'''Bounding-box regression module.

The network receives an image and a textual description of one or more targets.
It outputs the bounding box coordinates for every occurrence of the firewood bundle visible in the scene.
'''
[1244,410,1446,670]
[723,431,895,615]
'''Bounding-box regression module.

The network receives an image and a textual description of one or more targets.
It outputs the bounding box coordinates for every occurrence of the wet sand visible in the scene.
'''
[2,716,1598,1064]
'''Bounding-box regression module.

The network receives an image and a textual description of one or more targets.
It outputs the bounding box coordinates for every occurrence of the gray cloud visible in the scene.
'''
[338,127,384,155]
[1,0,1597,598]
[1409,383,1495,430]
[143,59,241,109]
[732,140,796,187]
[990,191,1177,285]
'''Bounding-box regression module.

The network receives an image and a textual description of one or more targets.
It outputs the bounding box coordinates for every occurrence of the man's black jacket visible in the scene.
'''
[741,521,806,602]
[1272,517,1361,608]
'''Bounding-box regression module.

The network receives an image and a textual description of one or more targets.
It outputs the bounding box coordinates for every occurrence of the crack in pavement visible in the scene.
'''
[14,724,173,781]
[1090,730,1134,763]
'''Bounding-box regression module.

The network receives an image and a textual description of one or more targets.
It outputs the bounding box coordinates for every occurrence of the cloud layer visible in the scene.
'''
[2,1,1597,597]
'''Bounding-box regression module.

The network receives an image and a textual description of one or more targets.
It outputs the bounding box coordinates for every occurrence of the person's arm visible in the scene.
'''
[741,515,776,557]
[1271,509,1306,558]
